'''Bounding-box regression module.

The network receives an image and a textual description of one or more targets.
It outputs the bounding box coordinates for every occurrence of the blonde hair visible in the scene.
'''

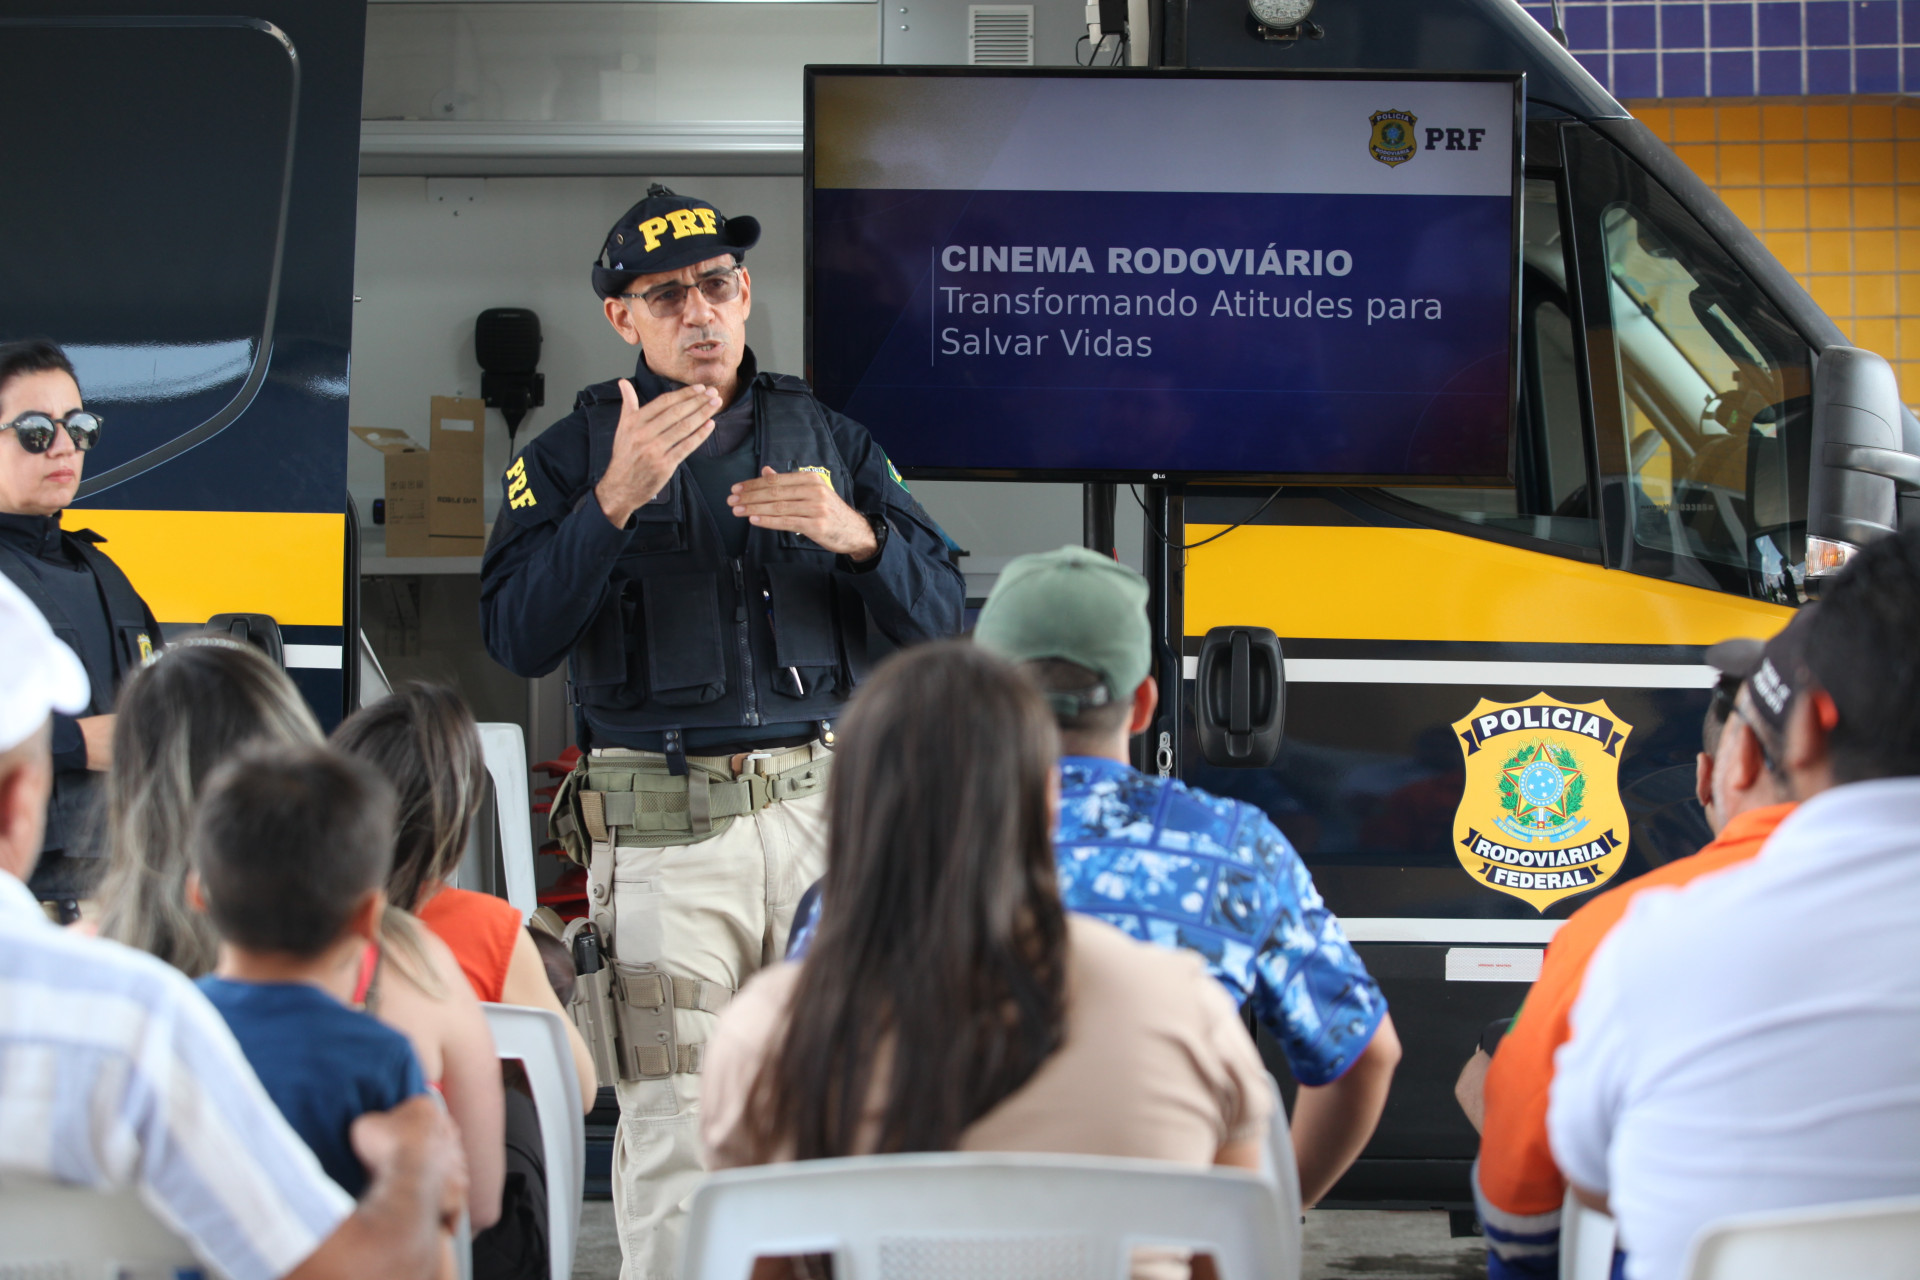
[94,639,323,976]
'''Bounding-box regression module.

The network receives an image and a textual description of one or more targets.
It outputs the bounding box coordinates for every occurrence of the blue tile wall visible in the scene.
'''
[1519,0,1920,96]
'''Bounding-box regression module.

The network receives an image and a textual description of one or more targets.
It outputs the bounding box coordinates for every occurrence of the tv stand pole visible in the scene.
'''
[1082,482,1117,558]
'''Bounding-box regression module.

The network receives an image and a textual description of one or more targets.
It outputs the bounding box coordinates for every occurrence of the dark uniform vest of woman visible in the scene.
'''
[0,512,159,898]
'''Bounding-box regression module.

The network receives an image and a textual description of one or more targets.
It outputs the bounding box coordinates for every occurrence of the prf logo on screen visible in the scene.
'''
[1449,694,1635,912]
[1369,109,1418,167]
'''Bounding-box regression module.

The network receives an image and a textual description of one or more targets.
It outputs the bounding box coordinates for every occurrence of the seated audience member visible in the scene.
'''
[192,746,428,1197]
[1550,527,1920,1280]
[333,684,598,1105]
[981,547,1401,1204]
[87,640,506,1231]
[1469,628,1799,1278]
[785,551,1399,1205]
[0,573,465,1280]
[336,686,595,1280]
[95,636,325,975]
[704,641,1274,1180]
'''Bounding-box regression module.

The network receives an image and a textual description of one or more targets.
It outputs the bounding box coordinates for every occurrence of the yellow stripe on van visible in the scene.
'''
[1186,525,1792,646]
[67,510,344,628]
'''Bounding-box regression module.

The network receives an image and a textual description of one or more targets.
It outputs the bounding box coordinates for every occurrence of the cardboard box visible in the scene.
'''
[428,396,486,548]
[351,426,433,557]
[352,396,490,558]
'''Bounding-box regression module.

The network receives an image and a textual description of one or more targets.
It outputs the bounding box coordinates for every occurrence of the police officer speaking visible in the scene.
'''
[479,185,964,1276]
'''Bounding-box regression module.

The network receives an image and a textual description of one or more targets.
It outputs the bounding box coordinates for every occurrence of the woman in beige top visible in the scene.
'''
[702,640,1273,1173]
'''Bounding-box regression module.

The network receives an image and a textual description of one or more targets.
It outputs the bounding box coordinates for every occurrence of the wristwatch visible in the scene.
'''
[844,511,889,571]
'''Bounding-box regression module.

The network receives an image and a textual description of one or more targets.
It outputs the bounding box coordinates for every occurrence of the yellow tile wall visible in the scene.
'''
[1629,96,1920,407]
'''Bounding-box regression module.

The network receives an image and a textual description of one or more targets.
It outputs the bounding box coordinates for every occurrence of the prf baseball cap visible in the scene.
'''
[591,184,761,299]
[973,546,1152,717]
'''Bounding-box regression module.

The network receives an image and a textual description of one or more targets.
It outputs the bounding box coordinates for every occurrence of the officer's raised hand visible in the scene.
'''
[594,379,719,528]
[728,467,880,561]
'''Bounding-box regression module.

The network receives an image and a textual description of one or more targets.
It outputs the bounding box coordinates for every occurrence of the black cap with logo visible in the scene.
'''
[591,184,761,299]
[1743,605,1818,738]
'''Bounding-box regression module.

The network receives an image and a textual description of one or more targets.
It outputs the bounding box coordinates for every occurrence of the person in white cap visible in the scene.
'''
[0,572,466,1280]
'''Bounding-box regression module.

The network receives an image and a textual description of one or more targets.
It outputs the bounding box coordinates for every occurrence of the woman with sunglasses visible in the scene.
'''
[0,338,159,909]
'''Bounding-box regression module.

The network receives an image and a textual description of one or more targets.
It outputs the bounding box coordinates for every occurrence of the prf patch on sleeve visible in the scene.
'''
[505,455,537,510]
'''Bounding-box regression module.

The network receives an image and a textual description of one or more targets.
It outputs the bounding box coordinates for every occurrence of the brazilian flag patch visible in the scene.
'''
[885,455,911,492]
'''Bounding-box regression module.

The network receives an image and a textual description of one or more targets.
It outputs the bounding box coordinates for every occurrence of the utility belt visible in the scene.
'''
[553,738,832,1084]
[550,739,831,859]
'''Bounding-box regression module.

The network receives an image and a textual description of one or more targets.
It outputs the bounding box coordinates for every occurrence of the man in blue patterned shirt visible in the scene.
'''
[790,546,1400,1204]
[974,546,1399,1206]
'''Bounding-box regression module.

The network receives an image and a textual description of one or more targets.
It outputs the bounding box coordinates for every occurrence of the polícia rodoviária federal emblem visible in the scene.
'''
[1369,110,1418,167]
[1451,694,1634,912]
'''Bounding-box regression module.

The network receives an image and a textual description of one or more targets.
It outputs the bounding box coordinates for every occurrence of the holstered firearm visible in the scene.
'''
[562,919,618,1090]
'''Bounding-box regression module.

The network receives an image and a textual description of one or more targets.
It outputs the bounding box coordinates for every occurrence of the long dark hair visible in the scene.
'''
[744,640,1069,1160]
[332,683,487,912]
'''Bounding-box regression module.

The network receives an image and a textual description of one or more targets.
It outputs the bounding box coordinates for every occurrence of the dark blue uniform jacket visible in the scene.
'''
[479,352,964,749]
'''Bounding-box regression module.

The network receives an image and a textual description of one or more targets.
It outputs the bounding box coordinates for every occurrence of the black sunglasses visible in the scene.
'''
[3,411,102,454]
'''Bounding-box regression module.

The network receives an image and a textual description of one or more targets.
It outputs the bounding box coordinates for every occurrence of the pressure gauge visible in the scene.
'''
[1248,0,1313,30]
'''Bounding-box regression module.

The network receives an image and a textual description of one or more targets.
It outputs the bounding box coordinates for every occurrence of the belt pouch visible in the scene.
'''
[611,960,678,1081]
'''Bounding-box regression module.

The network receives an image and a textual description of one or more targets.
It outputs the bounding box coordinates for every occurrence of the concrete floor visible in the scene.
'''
[1299,1211,1487,1279]
[570,1203,1486,1279]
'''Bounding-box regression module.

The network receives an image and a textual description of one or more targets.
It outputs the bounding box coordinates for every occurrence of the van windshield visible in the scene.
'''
[1597,189,1810,604]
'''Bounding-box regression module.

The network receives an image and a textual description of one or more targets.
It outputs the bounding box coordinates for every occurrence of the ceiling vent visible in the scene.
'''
[968,5,1035,65]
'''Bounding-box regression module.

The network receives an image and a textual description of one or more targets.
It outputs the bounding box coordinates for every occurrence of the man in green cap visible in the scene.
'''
[790,546,1401,1207]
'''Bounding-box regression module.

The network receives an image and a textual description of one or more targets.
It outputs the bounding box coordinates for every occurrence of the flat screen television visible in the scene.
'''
[805,67,1523,484]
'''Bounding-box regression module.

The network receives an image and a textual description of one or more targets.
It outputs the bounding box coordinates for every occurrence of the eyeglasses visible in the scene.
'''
[2,411,101,455]
[621,268,743,319]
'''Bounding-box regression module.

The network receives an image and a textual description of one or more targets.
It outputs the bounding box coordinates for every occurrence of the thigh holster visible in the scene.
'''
[610,962,734,1080]
[552,742,828,1081]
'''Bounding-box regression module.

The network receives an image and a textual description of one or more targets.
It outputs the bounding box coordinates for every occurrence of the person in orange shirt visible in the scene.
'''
[1466,619,1807,1279]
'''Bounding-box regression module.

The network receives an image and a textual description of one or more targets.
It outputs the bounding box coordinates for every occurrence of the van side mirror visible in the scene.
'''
[1808,345,1920,585]
[206,612,284,668]
[1193,626,1285,768]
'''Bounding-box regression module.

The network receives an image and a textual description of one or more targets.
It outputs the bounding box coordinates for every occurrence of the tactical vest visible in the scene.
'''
[0,528,153,857]
[570,373,871,743]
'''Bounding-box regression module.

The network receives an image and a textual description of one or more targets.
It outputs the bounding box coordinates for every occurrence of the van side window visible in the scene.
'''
[1385,178,1600,551]
[1575,137,1811,604]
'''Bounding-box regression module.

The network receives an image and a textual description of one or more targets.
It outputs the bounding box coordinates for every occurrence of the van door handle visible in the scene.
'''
[1229,629,1252,742]
[1193,625,1286,769]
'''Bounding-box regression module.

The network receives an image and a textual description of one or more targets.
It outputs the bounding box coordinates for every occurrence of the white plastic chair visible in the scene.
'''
[0,1177,199,1277]
[1261,1072,1304,1279]
[1560,1186,1619,1280]
[681,1151,1296,1280]
[1681,1193,1920,1280]
[477,722,537,920]
[430,1088,474,1280]
[482,1003,586,1280]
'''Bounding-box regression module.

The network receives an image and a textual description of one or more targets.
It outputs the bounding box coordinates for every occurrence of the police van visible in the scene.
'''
[1150,0,1920,1210]
[6,0,1917,1225]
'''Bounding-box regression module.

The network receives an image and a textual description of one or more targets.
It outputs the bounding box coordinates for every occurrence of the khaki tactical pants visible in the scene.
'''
[600,781,826,1280]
